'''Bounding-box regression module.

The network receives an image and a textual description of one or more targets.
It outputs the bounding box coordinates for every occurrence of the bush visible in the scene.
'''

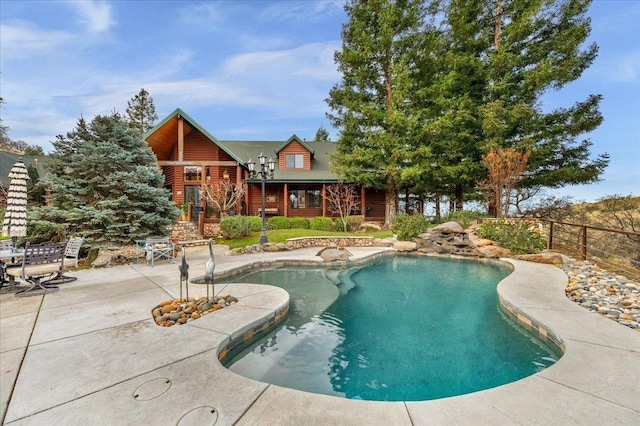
[310,216,334,231]
[220,216,252,239]
[347,215,364,231]
[444,210,486,229]
[334,218,348,232]
[289,216,310,229]
[246,215,263,232]
[392,213,429,240]
[477,220,545,255]
[267,216,290,230]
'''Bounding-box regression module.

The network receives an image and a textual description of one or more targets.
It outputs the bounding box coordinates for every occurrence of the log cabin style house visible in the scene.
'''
[144,109,386,225]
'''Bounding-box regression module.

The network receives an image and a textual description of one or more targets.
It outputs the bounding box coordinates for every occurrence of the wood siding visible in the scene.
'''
[279,140,311,171]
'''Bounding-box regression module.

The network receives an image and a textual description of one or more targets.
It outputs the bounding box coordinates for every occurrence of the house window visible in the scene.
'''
[289,190,305,208]
[285,154,304,169]
[289,189,321,209]
[307,189,321,208]
[184,166,202,182]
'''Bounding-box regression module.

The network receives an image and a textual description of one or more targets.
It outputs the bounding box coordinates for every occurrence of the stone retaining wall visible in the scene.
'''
[286,236,374,250]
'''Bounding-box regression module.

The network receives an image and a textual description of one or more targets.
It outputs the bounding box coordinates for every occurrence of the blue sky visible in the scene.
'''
[1,0,638,203]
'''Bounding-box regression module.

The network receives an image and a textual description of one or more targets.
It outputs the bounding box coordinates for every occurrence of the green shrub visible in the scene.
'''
[267,216,290,230]
[334,218,348,232]
[392,213,429,240]
[289,216,310,229]
[477,220,545,255]
[246,216,263,232]
[310,216,334,231]
[444,210,486,229]
[220,216,252,239]
[347,215,364,231]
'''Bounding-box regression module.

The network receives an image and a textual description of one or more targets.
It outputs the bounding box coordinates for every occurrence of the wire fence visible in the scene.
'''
[545,220,640,280]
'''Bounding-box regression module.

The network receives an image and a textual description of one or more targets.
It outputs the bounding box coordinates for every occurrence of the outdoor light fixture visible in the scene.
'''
[247,152,275,245]
[222,169,230,180]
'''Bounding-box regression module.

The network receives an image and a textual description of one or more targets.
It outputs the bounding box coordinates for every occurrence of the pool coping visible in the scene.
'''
[1,248,638,425]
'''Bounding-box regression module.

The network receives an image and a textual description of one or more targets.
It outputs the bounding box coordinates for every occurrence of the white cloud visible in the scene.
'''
[177,2,225,28]
[613,51,640,82]
[260,0,344,23]
[67,0,115,33]
[0,20,73,59]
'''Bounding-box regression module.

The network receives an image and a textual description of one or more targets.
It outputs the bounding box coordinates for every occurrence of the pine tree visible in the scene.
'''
[327,0,427,225]
[32,112,179,244]
[482,0,608,201]
[314,126,330,141]
[126,88,158,135]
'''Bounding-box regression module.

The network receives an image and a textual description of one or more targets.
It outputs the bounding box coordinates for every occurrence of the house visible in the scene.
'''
[144,108,386,224]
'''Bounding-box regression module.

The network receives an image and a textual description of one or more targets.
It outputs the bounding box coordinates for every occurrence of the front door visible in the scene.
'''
[184,185,201,221]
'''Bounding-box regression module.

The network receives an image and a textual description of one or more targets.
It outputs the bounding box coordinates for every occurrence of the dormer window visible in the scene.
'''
[285,154,304,169]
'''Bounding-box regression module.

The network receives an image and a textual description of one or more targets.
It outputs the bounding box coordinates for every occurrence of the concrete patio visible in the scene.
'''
[1,246,638,425]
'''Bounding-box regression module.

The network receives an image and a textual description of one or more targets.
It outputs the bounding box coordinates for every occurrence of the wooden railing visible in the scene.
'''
[476,218,640,279]
[545,220,640,278]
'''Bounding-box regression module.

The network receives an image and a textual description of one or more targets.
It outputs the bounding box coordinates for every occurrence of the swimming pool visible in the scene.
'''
[221,255,559,401]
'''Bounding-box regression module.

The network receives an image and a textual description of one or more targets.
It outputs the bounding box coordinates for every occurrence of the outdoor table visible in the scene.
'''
[0,248,25,290]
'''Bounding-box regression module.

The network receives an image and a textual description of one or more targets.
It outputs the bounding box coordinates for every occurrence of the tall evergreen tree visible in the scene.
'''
[480,0,608,214]
[327,0,427,225]
[314,125,331,141]
[126,88,158,135]
[420,0,608,213]
[32,112,178,244]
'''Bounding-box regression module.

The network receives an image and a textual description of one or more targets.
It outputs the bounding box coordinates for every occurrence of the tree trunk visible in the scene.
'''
[384,181,396,227]
[454,184,464,211]
[435,194,441,221]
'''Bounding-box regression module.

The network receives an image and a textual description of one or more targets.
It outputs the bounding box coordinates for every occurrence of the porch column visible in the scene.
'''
[200,162,206,220]
[178,116,184,162]
[244,170,251,215]
[283,183,289,217]
[236,164,242,214]
[322,184,327,217]
[361,186,366,218]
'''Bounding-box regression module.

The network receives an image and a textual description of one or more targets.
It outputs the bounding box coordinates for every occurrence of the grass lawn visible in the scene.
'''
[215,228,393,250]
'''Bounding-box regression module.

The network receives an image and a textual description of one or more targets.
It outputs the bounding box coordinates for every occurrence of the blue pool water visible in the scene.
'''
[222,255,559,401]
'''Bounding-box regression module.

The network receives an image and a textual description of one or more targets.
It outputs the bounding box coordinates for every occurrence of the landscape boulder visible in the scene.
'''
[318,248,351,262]
[394,241,417,252]
[478,245,512,258]
[515,252,563,265]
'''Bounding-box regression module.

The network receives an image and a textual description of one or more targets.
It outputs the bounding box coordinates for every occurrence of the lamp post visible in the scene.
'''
[247,152,276,245]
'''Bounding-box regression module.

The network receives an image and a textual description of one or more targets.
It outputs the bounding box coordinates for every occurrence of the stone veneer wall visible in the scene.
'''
[169,221,200,241]
[286,236,374,250]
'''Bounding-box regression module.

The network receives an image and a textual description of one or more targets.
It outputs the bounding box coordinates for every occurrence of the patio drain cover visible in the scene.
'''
[132,377,172,401]
[177,406,218,426]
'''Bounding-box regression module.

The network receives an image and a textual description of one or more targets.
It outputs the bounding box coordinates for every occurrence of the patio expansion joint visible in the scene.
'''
[1,296,44,426]
[538,375,640,414]
[234,384,272,424]
[27,318,156,348]
[4,347,223,425]
[563,335,640,353]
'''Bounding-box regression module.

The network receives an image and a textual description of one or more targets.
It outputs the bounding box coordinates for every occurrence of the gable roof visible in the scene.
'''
[275,134,315,157]
[144,108,245,164]
[218,140,339,183]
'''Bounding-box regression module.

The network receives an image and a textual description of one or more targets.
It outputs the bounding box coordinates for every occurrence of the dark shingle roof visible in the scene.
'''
[218,140,339,183]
